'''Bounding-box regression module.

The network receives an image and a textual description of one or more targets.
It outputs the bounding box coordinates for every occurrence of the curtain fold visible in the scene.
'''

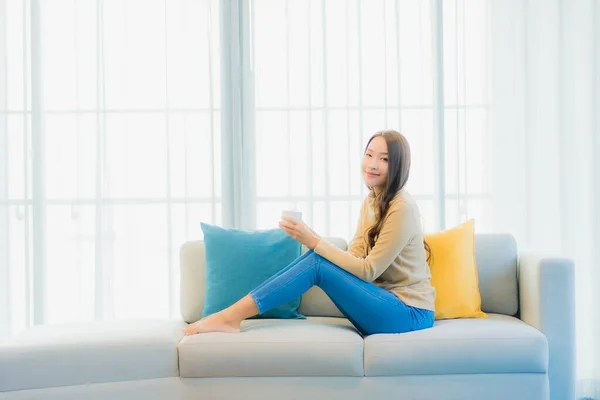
[490,0,600,398]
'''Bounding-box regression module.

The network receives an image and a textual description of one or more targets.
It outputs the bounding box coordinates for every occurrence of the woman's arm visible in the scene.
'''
[314,199,415,282]
[280,199,367,255]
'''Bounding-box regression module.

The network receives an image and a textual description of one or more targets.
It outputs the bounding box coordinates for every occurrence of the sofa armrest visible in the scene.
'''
[519,254,575,400]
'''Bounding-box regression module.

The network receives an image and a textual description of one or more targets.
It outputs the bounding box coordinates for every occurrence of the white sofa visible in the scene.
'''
[0,235,575,400]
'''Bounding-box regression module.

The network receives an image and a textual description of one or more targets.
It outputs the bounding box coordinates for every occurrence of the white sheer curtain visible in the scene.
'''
[0,0,221,337]
[489,0,599,398]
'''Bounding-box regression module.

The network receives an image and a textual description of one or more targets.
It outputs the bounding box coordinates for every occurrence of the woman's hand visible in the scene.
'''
[279,217,321,249]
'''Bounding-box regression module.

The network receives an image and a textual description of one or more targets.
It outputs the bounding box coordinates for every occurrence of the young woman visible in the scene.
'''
[183,130,436,336]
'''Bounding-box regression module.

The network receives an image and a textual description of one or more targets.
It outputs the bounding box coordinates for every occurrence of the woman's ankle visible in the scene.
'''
[223,295,259,322]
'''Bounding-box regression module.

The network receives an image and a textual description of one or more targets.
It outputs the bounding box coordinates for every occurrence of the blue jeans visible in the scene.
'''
[249,250,434,336]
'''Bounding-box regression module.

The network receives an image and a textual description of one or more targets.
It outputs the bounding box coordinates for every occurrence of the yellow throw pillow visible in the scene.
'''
[424,219,487,320]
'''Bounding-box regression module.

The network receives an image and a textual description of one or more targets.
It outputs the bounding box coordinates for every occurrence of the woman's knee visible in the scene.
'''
[312,256,352,286]
[314,255,347,275]
[303,250,323,264]
[296,250,321,271]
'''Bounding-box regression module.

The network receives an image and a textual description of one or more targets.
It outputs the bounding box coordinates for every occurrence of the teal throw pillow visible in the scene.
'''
[200,222,305,319]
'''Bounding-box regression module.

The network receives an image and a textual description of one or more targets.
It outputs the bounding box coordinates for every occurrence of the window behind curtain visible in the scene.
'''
[250,0,490,239]
[0,0,221,335]
[0,0,491,338]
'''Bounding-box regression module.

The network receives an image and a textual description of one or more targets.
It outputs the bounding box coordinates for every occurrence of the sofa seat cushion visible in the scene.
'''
[0,319,186,392]
[364,314,548,376]
[178,317,364,377]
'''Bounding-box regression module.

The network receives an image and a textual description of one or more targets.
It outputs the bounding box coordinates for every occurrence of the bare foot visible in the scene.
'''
[182,312,241,336]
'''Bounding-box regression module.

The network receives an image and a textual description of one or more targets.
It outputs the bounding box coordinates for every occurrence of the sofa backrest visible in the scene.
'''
[179,234,518,323]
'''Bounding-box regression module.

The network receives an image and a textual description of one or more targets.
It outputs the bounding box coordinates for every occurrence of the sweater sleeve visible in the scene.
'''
[314,199,414,282]
[347,199,367,258]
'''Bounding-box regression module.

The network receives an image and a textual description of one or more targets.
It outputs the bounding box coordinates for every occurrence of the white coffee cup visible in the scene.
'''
[281,210,303,222]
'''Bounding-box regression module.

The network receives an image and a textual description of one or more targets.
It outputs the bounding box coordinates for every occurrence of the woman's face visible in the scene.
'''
[362,136,389,194]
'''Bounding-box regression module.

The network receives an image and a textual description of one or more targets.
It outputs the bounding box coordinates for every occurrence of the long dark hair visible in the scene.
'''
[364,130,432,263]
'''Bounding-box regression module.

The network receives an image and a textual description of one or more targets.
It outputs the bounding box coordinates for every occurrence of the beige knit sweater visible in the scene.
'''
[314,190,436,311]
